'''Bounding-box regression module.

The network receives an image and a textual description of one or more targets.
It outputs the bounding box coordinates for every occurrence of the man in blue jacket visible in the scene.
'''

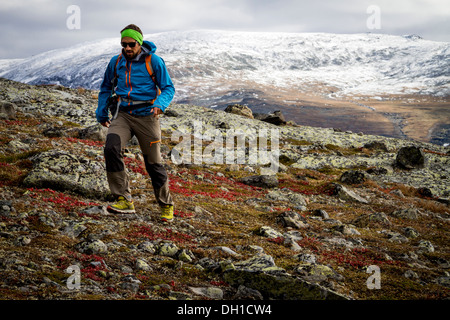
[96,24,175,221]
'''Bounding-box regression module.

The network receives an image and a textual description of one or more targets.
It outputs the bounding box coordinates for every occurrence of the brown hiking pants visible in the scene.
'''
[104,111,173,207]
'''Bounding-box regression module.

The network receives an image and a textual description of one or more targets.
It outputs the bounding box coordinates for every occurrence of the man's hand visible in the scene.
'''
[151,107,163,118]
[101,121,111,128]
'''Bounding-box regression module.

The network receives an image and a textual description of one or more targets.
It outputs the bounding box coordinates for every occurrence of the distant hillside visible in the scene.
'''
[0,30,448,97]
[1,30,449,144]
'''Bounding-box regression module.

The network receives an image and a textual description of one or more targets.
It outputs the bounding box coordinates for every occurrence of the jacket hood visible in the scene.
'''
[142,40,157,54]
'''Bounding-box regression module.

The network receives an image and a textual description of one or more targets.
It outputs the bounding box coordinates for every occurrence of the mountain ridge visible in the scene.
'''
[1,29,448,96]
[1,30,449,145]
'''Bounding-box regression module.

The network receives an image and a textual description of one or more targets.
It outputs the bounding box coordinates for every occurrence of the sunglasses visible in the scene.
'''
[121,41,138,48]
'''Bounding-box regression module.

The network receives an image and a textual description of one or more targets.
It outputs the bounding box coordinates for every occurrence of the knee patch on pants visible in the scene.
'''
[144,158,168,190]
[104,133,124,172]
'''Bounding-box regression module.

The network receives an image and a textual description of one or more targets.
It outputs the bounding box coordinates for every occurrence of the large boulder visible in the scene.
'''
[77,124,108,142]
[0,100,17,120]
[223,254,348,300]
[339,170,367,185]
[395,146,425,169]
[260,110,287,126]
[224,104,254,119]
[23,150,109,199]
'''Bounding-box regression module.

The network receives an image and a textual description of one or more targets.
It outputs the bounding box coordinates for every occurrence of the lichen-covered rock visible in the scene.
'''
[330,183,369,204]
[76,239,108,255]
[390,208,419,220]
[223,254,348,300]
[353,212,391,227]
[224,104,254,119]
[158,242,180,257]
[277,211,309,229]
[239,175,278,188]
[23,150,109,199]
[295,263,338,282]
[267,189,307,210]
[78,124,108,142]
[0,100,16,120]
[135,258,152,271]
[259,226,284,239]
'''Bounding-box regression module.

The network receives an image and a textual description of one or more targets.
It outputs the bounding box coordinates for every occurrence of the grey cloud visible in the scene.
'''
[0,0,448,59]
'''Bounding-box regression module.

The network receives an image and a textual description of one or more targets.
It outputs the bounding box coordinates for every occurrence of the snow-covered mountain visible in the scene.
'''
[0,30,449,101]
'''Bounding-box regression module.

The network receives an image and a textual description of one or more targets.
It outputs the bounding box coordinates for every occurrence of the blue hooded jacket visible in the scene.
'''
[96,40,175,123]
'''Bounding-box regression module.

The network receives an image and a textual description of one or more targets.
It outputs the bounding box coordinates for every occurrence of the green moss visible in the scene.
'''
[0,148,49,164]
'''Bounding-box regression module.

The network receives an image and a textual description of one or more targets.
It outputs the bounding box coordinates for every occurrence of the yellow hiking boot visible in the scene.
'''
[160,205,174,222]
[107,196,136,214]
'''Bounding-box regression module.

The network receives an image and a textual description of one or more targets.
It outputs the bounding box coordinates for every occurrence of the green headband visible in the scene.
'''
[121,29,143,45]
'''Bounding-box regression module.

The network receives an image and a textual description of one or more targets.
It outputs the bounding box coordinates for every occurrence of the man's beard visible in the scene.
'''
[122,48,140,60]
[125,51,137,59]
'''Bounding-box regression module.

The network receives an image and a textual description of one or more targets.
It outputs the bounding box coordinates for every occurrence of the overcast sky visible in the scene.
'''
[0,0,449,59]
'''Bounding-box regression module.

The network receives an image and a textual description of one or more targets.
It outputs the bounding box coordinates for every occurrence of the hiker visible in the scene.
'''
[95,24,175,221]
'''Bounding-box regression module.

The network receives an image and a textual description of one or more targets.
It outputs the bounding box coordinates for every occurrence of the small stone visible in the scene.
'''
[294,253,317,264]
[15,235,31,246]
[390,208,419,220]
[259,226,284,239]
[120,282,140,293]
[135,259,152,271]
[234,254,285,274]
[178,249,195,262]
[62,221,87,238]
[120,266,133,274]
[332,224,361,236]
[404,227,420,238]
[417,240,434,253]
[312,209,329,219]
[363,141,389,152]
[77,239,108,255]
[353,212,390,227]
[340,170,367,185]
[138,241,156,254]
[404,270,419,279]
[220,260,236,272]
[233,285,264,300]
[331,183,369,204]
[159,242,179,257]
[82,206,108,215]
[189,286,224,299]
[213,246,240,256]
[277,211,309,229]
[240,175,278,188]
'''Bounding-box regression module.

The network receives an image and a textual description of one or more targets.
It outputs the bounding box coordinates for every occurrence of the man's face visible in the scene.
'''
[121,36,141,59]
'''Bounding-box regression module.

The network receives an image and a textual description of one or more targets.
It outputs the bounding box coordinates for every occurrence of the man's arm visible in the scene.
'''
[150,55,175,113]
[96,55,119,125]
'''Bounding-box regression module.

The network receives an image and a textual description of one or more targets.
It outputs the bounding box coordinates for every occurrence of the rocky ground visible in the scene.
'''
[0,78,449,300]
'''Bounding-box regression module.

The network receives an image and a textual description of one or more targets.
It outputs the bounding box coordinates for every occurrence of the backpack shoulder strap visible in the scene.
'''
[111,53,122,87]
[113,53,122,79]
[145,54,161,96]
